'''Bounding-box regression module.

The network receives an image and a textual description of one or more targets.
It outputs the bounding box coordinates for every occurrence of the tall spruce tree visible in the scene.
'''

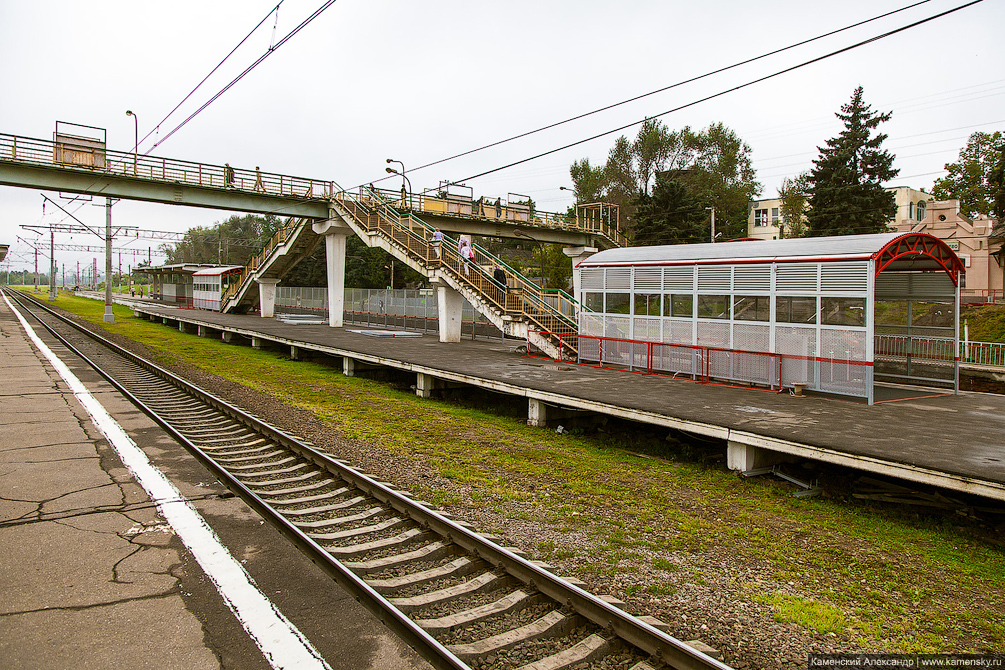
[807,87,898,236]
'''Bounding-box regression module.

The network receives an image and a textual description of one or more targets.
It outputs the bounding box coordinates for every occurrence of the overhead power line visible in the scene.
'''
[149,0,338,153]
[138,2,285,151]
[400,0,935,180]
[448,0,983,188]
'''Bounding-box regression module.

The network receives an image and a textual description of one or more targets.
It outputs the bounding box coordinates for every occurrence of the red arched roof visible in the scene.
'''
[873,233,965,286]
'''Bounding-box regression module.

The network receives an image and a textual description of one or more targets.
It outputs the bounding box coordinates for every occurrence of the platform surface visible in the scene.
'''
[130,303,1005,495]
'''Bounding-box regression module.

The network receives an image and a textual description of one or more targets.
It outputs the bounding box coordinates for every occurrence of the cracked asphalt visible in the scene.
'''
[0,299,431,670]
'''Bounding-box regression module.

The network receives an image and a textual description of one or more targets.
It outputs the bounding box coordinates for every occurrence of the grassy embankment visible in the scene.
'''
[32,293,1005,654]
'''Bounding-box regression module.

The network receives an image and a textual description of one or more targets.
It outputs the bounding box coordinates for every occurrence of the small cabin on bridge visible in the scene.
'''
[575,232,965,404]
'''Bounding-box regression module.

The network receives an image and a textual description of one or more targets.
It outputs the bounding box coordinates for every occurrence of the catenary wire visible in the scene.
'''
[148,0,338,153]
[445,0,983,189]
[399,0,936,179]
[138,2,285,152]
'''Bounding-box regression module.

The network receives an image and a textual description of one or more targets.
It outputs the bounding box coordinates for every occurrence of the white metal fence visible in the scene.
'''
[275,286,506,339]
[961,340,1005,368]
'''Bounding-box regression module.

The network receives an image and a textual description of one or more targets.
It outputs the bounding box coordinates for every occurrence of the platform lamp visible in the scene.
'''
[385,159,411,209]
[125,110,138,174]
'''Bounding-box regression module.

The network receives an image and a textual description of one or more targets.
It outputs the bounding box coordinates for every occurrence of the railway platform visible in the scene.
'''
[0,296,430,669]
[126,300,1005,504]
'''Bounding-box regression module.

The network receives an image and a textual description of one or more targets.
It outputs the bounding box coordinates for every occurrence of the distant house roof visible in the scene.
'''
[579,232,965,284]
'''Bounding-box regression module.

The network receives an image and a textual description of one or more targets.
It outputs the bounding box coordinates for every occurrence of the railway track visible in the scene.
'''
[6,289,732,670]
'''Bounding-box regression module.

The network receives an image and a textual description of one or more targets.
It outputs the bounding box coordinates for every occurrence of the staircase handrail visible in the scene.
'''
[337,187,578,333]
[221,216,306,306]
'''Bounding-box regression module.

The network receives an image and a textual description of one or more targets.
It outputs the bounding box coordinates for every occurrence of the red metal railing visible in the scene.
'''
[527,330,784,391]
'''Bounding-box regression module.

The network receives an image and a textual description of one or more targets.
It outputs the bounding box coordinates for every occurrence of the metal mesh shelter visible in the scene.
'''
[576,232,965,404]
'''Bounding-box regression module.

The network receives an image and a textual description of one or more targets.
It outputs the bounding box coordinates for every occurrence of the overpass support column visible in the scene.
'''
[435,282,462,343]
[324,233,347,327]
[563,246,598,308]
[258,279,280,318]
[314,216,353,329]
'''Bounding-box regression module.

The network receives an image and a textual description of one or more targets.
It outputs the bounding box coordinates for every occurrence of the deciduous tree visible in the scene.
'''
[931,131,1005,219]
[807,87,898,237]
[778,173,810,238]
[570,120,759,244]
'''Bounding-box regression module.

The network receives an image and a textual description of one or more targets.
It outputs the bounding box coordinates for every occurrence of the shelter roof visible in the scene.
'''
[579,233,910,267]
[142,263,230,276]
[579,232,965,285]
[192,265,244,277]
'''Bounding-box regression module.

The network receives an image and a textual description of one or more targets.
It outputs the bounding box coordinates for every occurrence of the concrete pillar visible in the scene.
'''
[221,331,236,343]
[251,336,264,349]
[416,372,437,398]
[197,325,209,337]
[178,321,192,334]
[314,217,353,329]
[726,440,787,472]
[258,278,280,318]
[528,398,547,427]
[343,357,357,376]
[436,283,463,343]
[562,246,598,308]
[325,233,347,328]
[290,345,300,360]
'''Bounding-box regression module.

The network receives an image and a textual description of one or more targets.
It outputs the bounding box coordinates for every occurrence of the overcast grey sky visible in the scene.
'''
[1,0,1002,275]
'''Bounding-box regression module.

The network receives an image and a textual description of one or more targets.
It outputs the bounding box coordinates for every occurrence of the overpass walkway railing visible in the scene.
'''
[334,187,583,357]
[0,132,335,200]
[366,185,627,248]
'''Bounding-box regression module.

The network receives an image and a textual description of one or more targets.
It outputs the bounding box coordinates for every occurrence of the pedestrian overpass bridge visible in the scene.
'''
[1,131,623,357]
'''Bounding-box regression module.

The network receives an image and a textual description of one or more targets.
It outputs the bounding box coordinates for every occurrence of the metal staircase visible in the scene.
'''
[331,188,581,359]
[221,217,320,313]
[218,188,584,359]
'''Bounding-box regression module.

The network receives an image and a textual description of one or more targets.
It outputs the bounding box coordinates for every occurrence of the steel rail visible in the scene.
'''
[5,289,467,670]
[8,288,732,670]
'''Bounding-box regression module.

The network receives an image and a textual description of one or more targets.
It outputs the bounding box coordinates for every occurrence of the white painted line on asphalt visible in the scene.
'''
[5,295,332,670]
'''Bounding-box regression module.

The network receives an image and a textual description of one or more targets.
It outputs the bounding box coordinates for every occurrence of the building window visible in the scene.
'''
[776,296,818,324]
[666,294,693,318]
[771,208,780,225]
[634,293,661,316]
[909,202,914,220]
[754,209,769,226]
[821,297,865,326]
[733,295,770,322]
[917,201,926,221]
[697,295,730,319]
[606,292,631,314]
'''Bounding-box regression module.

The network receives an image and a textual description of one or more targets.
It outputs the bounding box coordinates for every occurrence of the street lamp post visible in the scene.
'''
[125,110,138,174]
[385,159,412,210]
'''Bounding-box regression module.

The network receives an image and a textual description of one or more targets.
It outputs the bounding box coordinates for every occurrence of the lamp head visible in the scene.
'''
[385,167,396,174]
[386,158,393,163]
[126,110,134,117]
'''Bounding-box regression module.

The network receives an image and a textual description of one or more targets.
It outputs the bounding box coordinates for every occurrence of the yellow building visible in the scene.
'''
[748,186,932,240]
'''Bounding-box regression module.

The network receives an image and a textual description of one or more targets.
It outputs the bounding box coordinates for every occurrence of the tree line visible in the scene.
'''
[158,86,1004,290]
[570,86,1004,244]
